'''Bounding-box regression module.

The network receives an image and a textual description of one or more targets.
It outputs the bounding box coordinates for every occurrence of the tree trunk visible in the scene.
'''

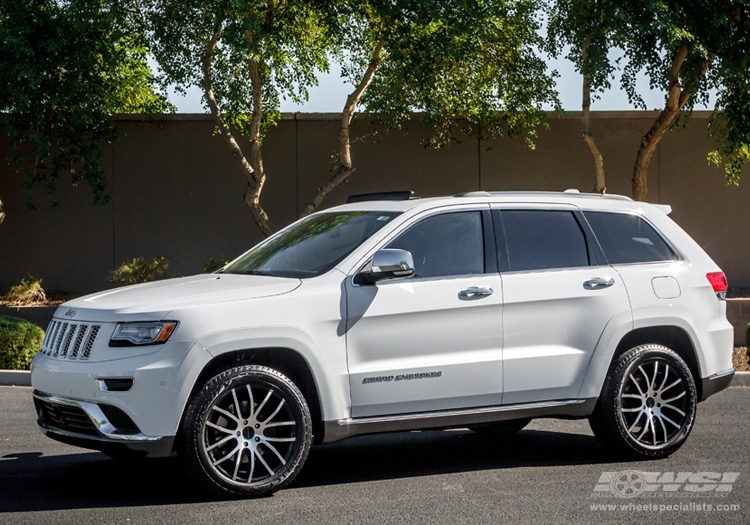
[0,196,5,225]
[299,39,387,218]
[631,44,710,201]
[581,43,606,194]
[203,26,273,237]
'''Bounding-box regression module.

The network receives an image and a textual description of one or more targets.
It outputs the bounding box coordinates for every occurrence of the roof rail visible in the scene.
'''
[346,191,419,203]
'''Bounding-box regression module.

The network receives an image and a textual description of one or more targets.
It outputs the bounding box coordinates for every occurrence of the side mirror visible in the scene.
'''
[359,249,415,284]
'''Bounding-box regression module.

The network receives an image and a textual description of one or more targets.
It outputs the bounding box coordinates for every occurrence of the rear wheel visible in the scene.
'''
[178,365,312,498]
[589,344,696,458]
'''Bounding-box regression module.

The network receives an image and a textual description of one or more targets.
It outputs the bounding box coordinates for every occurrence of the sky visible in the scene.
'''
[167,53,681,114]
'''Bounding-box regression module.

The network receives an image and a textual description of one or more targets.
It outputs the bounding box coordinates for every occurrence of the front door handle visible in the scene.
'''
[583,277,615,290]
[459,286,494,299]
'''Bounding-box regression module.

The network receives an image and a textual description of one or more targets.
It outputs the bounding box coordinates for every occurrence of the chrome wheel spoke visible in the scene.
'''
[650,362,659,390]
[662,391,686,403]
[658,364,671,392]
[255,448,277,476]
[264,420,295,428]
[256,389,273,416]
[266,436,296,443]
[246,384,255,418]
[232,448,244,481]
[265,399,286,423]
[662,403,686,417]
[628,411,645,433]
[661,378,682,394]
[212,443,241,466]
[206,433,237,452]
[206,420,235,434]
[231,388,243,419]
[659,412,681,429]
[622,393,643,400]
[629,372,646,396]
[212,405,240,424]
[262,441,288,465]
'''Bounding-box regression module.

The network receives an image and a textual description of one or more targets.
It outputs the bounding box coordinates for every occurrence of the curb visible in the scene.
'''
[1,370,749,388]
[0,370,31,387]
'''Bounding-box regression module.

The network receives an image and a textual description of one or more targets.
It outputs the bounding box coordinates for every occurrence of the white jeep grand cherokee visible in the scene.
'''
[31,190,735,497]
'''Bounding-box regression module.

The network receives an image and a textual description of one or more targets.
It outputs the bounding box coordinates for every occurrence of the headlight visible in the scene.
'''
[110,322,178,346]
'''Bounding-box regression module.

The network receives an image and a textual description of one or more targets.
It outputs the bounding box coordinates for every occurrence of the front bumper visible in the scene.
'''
[33,390,174,457]
[30,335,212,454]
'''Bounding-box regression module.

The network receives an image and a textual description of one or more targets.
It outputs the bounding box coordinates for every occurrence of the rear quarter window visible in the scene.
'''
[584,211,677,264]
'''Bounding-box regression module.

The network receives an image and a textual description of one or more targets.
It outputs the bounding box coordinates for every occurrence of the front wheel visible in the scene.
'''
[589,344,697,459]
[178,365,312,498]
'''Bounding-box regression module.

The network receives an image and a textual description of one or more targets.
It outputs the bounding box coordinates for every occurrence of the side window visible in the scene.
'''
[386,211,484,278]
[500,210,590,271]
[584,211,677,264]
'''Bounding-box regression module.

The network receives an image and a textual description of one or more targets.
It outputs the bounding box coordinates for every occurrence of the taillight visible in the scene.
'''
[706,272,728,300]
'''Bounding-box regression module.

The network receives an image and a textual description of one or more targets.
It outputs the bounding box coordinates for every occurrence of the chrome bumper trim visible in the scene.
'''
[33,391,161,442]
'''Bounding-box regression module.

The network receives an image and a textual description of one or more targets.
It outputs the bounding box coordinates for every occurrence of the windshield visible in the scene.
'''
[223,211,401,278]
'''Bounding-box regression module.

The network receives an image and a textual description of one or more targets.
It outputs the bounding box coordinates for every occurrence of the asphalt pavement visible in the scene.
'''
[1,384,748,524]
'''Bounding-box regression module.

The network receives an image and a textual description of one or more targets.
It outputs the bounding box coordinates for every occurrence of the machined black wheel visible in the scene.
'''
[179,365,312,497]
[590,344,697,458]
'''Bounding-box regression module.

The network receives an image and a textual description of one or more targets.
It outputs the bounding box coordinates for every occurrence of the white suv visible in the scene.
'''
[31,190,735,497]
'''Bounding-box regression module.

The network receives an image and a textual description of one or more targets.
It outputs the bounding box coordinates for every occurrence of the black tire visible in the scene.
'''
[469,418,531,436]
[178,365,312,498]
[589,344,697,459]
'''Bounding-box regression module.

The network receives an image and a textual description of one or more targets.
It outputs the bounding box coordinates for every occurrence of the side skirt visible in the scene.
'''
[322,398,597,443]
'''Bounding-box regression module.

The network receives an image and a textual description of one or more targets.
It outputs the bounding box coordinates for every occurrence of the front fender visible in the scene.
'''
[197,326,349,422]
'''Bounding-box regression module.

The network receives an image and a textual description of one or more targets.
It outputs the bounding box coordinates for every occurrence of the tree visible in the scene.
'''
[301,0,560,217]
[549,0,750,201]
[0,0,171,212]
[146,0,331,237]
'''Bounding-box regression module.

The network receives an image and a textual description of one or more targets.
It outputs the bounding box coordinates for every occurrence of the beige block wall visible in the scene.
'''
[1,112,748,293]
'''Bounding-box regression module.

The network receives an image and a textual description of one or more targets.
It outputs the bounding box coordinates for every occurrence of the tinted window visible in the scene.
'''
[387,211,484,278]
[224,211,400,278]
[500,210,590,271]
[585,211,677,264]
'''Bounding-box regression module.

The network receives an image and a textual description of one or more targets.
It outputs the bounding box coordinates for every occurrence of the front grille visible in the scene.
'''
[34,397,99,436]
[41,321,101,360]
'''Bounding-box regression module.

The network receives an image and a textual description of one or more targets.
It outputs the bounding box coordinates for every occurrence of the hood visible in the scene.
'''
[56,274,301,322]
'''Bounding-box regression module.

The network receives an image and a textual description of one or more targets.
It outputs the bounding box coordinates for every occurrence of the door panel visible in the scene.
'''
[500,268,630,404]
[345,209,503,418]
[346,276,504,417]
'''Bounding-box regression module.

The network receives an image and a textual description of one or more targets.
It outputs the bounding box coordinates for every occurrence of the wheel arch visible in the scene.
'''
[184,347,327,445]
[598,326,703,401]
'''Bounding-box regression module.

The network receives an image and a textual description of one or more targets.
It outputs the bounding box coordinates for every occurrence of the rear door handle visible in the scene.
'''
[459,287,494,299]
[583,277,615,290]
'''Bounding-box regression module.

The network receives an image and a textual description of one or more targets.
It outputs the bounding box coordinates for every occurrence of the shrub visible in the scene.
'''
[2,277,47,306]
[202,257,229,274]
[0,316,44,370]
[111,257,172,286]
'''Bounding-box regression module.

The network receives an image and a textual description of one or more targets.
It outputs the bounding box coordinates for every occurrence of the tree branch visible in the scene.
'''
[300,38,387,217]
[203,22,272,236]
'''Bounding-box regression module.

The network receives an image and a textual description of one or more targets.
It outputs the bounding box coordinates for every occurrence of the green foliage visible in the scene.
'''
[1,277,47,306]
[146,0,331,138]
[0,0,173,209]
[548,0,750,185]
[0,316,44,370]
[202,257,229,273]
[746,321,750,351]
[111,257,173,286]
[336,0,559,147]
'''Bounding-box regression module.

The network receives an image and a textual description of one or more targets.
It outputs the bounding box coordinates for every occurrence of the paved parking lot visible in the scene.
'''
[1,385,748,524]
